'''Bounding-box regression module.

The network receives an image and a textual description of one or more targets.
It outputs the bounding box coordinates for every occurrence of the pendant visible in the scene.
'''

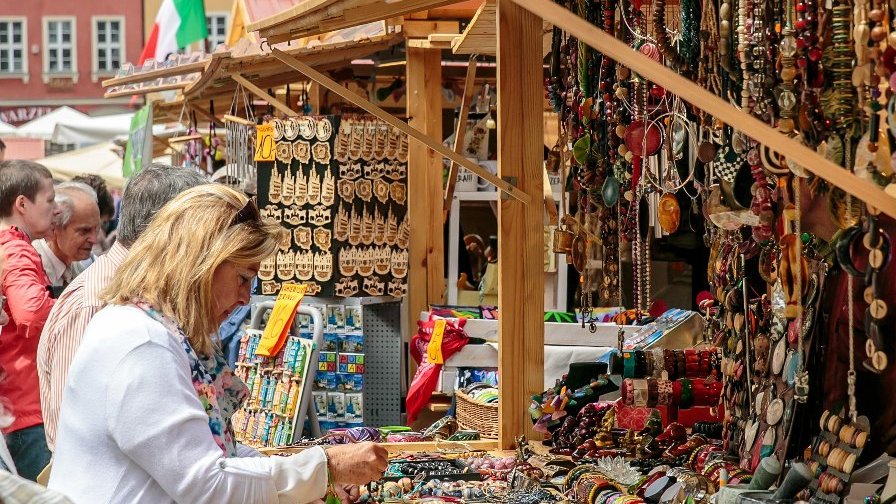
[794,370,810,403]
[602,175,620,206]
[658,193,681,233]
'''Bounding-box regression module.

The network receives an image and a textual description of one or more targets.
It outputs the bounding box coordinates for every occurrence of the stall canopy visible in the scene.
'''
[0,120,16,135]
[16,106,89,141]
[36,141,127,190]
[51,112,135,146]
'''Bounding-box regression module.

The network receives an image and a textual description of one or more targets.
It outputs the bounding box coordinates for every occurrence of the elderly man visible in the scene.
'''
[38,165,207,453]
[32,182,100,292]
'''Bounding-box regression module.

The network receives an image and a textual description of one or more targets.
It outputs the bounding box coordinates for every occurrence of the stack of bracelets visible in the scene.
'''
[621,349,721,379]
[565,467,640,504]
[620,377,723,408]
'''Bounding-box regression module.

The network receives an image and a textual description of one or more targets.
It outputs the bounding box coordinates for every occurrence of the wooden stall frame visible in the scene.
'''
[267,47,531,204]
[512,0,896,219]
[443,54,480,219]
[496,0,546,448]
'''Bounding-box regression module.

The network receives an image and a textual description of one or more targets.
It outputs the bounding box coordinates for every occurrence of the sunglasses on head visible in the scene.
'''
[230,197,261,227]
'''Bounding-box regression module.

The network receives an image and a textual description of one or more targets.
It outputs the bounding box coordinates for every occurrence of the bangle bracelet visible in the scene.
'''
[680,378,693,408]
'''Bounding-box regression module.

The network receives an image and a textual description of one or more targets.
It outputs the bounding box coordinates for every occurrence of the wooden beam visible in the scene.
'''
[402,20,460,38]
[443,55,479,219]
[269,47,530,203]
[253,0,459,44]
[189,103,224,127]
[231,74,297,117]
[406,45,446,349]
[496,0,545,450]
[512,0,896,219]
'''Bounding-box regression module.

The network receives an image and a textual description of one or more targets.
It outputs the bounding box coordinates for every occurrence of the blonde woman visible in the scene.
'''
[49,185,386,504]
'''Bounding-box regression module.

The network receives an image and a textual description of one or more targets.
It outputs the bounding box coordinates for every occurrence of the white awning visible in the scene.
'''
[51,112,135,145]
[16,106,89,140]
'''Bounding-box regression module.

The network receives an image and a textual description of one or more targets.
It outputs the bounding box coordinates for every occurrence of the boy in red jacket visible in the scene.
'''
[0,160,60,480]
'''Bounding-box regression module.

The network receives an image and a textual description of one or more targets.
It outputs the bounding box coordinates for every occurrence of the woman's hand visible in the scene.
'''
[325,442,388,486]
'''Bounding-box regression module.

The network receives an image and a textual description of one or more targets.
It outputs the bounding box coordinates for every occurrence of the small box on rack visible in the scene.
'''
[337,353,365,374]
[315,371,338,390]
[326,305,346,333]
[322,333,340,352]
[327,392,346,421]
[345,306,363,333]
[296,313,312,332]
[345,393,363,421]
[318,351,337,372]
[338,363,365,374]
[339,334,364,353]
[337,373,364,391]
[312,391,327,418]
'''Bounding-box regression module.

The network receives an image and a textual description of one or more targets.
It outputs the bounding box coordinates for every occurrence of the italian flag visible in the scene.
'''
[138,0,208,64]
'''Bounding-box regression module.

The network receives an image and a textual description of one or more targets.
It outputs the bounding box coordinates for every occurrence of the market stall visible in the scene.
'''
[100,0,896,500]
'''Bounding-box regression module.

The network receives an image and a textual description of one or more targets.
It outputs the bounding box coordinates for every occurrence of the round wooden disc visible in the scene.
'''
[865,286,876,305]
[864,232,883,250]
[869,248,885,269]
[697,141,717,163]
[870,299,888,320]
[873,351,888,370]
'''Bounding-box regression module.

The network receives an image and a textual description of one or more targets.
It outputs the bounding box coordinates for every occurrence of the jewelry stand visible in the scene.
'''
[249,302,324,440]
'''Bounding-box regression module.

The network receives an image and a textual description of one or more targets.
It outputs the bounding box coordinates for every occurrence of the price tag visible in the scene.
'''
[254,124,275,162]
[257,283,307,357]
[427,319,447,364]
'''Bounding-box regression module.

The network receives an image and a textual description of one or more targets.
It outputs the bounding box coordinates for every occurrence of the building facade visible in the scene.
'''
[0,0,144,124]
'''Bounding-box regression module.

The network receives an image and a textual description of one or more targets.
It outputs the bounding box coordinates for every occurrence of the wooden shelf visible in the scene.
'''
[452,0,496,55]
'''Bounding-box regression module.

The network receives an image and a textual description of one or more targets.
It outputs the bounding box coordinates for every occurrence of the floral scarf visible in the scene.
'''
[135,302,249,457]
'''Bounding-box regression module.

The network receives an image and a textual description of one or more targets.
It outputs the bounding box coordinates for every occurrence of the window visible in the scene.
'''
[93,17,124,79]
[206,13,228,50]
[0,18,26,76]
[43,17,77,80]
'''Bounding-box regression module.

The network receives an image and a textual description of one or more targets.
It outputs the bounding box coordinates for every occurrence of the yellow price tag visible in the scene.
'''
[257,283,307,357]
[254,124,275,162]
[427,319,447,364]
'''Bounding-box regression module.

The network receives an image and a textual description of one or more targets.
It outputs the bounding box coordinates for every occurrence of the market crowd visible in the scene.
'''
[0,160,387,503]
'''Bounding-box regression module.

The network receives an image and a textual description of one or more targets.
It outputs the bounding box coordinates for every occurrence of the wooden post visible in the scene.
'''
[497,0,544,449]
[406,46,446,338]
[308,82,323,114]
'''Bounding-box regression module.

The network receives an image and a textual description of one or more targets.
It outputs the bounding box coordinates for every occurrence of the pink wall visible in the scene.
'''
[0,0,143,120]
[1,137,46,161]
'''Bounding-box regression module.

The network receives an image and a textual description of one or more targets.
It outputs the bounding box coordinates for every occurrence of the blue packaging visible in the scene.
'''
[323,333,340,352]
[315,371,338,390]
[337,373,364,391]
[339,333,364,353]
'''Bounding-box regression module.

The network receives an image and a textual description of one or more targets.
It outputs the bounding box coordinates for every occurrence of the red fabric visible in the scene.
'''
[406,318,468,424]
[0,227,54,433]
[614,400,658,431]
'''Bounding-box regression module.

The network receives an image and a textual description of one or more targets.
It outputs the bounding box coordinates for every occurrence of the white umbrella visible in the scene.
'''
[35,141,126,190]
[17,106,89,140]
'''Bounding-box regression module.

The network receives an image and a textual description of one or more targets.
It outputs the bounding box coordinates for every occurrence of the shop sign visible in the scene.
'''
[0,107,53,126]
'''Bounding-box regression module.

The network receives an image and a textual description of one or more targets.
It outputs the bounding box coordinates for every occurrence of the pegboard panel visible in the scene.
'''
[362,301,403,427]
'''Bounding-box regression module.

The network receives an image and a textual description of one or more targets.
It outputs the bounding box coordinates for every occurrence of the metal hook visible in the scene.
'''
[260,39,271,53]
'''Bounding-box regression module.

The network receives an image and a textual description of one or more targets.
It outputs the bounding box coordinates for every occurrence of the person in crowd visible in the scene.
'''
[49,184,387,503]
[70,174,116,261]
[0,139,6,162]
[38,164,207,452]
[0,160,60,480]
[32,182,100,293]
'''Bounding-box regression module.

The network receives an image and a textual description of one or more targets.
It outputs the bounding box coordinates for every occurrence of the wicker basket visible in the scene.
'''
[455,390,499,439]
